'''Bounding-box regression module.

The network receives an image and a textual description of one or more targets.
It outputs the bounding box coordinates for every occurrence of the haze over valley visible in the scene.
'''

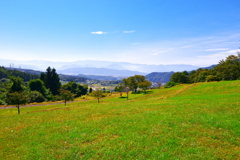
[1,58,200,77]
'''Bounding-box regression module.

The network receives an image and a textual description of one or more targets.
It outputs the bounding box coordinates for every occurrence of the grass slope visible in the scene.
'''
[0,81,239,159]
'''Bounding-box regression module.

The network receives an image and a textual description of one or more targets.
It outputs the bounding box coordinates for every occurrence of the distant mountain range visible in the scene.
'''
[3,64,218,84]
[0,59,200,76]
[59,67,147,77]
[1,59,217,83]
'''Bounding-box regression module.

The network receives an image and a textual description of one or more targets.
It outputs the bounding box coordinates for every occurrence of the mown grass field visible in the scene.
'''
[0,81,239,159]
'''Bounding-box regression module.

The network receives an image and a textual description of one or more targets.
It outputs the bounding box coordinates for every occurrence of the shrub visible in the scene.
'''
[206,75,219,82]
[29,91,45,103]
[164,81,178,88]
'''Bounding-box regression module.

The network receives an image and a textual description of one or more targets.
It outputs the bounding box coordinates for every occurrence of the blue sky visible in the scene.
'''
[0,0,240,66]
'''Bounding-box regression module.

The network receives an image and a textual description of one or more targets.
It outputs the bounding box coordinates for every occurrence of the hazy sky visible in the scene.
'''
[0,0,240,66]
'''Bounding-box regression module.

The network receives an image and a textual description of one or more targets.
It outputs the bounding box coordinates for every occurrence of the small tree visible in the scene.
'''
[90,89,105,103]
[89,87,93,93]
[122,78,131,100]
[6,91,28,114]
[156,81,162,89]
[124,87,130,100]
[59,89,75,106]
[138,80,152,93]
[115,84,125,97]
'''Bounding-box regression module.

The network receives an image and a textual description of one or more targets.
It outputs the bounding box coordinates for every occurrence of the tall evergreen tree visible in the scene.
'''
[40,67,61,95]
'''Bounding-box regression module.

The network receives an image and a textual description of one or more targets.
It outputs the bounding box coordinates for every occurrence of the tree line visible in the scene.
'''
[0,66,39,81]
[0,66,153,114]
[165,54,240,87]
[1,67,89,114]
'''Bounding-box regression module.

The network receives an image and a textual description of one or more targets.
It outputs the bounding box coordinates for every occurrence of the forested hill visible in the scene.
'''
[0,67,109,83]
[0,67,39,81]
[1,67,89,83]
[5,67,42,75]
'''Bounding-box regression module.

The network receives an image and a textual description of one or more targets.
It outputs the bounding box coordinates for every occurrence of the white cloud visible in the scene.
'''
[132,43,140,45]
[220,49,240,54]
[205,48,229,51]
[114,32,240,66]
[123,30,135,33]
[91,31,107,35]
[151,53,158,56]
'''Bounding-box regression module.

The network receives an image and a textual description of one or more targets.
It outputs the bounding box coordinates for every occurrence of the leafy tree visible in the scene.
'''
[115,84,125,97]
[9,77,24,93]
[122,75,146,92]
[182,70,189,76]
[122,78,131,100]
[121,75,147,99]
[41,67,61,95]
[59,89,75,106]
[29,91,45,103]
[90,89,105,103]
[28,79,47,97]
[77,84,88,96]
[170,72,189,84]
[129,75,146,92]
[6,91,28,114]
[127,76,138,92]
[156,81,163,89]
[138,80,152,93]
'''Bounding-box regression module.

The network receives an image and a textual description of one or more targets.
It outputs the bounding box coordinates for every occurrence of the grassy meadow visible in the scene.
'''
[0,81,239,159]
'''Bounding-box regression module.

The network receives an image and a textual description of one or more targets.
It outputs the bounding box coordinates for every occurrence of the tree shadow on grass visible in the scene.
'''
[131,91,144,94]
[131,90,153,95]
[119,96,128,99]
[145,90,153,94]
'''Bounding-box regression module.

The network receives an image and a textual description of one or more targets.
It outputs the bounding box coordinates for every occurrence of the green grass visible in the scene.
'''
[0,81,239,159]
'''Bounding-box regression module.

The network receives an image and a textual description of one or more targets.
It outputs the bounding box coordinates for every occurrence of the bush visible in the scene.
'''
[164,81,178,88]
[29,91,45,103]
[206,75,219,82]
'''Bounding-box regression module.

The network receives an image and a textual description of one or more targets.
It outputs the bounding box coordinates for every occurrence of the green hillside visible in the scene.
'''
[0,67,39,81]
[0,81,239,159]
